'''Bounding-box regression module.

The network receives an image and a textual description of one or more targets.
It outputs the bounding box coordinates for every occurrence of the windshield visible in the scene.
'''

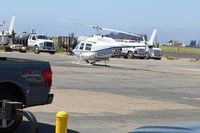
[37,35,48,40]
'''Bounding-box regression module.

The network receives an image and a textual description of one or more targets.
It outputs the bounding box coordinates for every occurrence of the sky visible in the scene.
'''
[0,0,200,44]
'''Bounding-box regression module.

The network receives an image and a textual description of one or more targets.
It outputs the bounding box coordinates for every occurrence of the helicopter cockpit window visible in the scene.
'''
[85,43,92,51]
[79,43,84,50]
[32,35,36,40]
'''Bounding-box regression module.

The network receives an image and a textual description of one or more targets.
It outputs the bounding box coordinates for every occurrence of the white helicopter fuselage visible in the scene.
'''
[73,36,122,63]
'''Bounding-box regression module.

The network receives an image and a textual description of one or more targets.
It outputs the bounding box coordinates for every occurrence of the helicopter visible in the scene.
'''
[60,20,156,65]
[73,35,123,65]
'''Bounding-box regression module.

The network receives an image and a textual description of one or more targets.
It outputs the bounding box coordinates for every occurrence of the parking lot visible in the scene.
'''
[2,52,200,133]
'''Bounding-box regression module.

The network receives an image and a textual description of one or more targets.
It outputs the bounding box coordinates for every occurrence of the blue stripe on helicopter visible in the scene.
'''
[75,44,146,53]
[76,47,121,53]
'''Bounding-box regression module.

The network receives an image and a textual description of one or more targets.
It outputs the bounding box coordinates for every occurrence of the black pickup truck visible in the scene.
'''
[0,57,54,132]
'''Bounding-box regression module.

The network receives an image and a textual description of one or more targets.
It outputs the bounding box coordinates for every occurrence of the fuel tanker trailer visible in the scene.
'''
[6,33,56,54]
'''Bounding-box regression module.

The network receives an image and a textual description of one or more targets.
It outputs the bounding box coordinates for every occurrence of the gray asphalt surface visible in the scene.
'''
[163,51,200,59]
[1,52,200,133]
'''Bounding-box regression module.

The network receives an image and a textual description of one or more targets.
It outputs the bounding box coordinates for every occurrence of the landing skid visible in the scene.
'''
[92,63,110,67]
[72,58,110,67]
[72,60,92,65]
[89,59,109,66]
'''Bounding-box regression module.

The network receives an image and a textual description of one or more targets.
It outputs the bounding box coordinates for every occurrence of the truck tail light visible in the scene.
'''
[42,70,52,88]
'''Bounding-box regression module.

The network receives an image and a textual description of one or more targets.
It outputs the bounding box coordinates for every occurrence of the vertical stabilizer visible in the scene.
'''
[149,29,157,45]
[8,16,15,35]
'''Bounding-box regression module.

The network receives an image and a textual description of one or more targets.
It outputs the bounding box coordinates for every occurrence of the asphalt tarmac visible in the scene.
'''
[1,52,200,133]
[163,51,200,59]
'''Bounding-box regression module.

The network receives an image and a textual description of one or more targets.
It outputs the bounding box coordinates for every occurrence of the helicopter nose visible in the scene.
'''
[72,49,76,53]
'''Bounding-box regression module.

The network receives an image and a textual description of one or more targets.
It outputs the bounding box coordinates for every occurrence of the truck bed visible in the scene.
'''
[0,56,53,107]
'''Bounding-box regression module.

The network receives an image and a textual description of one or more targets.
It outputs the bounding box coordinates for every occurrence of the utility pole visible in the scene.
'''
[0,22,3,44]
[2,20,5,43]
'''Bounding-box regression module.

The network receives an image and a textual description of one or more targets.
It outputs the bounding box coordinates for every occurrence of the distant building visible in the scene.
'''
[166,40,183,46]
[189,40,196,47]
[196,40,200,47]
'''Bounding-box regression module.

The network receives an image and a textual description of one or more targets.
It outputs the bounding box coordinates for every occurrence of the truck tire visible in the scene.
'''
[139,57,145,59]
[66,48,72,55]
[4,46,12,52]
[126,52,133,59]
[19,47,27,53]
[19,49,26,53]
[34,46,40,54]
[0,93,22,133]
[49,51,55,54]
[155,58,161,60]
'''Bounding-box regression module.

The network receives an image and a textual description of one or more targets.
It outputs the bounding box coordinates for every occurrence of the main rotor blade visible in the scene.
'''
[59,19,141,37]
[101,27,141,37]
[59,20,102,30]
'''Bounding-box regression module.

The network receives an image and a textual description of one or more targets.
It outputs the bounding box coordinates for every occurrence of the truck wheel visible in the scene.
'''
[19,49,26,53]
[139,57,145,59]
[155,58,161,60]
[4,46,12,52]
[0,93,22,133]
[19,47,26,53]
[34,46,40,54]
[66,48,72,55]
[126,52,133,59]
[49,51,55,54]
